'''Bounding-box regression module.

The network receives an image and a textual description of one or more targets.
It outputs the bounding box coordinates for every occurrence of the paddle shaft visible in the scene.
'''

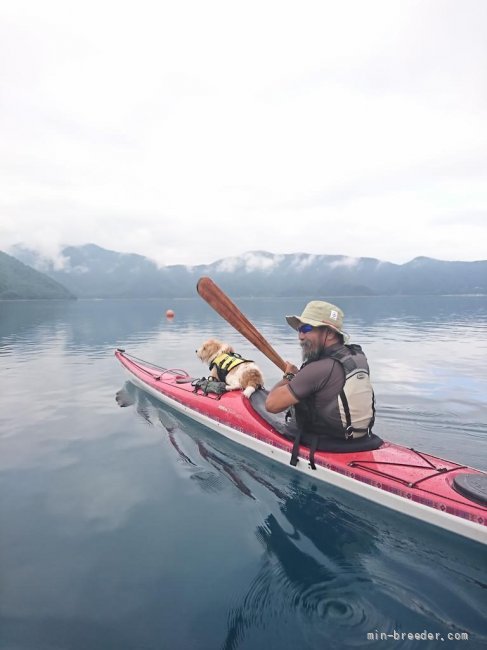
[197,277,287,372]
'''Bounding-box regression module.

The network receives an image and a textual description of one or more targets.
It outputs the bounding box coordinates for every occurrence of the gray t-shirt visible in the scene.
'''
[287,353,346,434]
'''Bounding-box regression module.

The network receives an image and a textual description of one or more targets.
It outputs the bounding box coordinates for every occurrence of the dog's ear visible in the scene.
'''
[198,339,215,361]
[220,343,234,354]
[200,339,220,359]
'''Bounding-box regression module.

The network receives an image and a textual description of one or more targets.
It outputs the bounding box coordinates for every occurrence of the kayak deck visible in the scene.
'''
[115,350,487,543]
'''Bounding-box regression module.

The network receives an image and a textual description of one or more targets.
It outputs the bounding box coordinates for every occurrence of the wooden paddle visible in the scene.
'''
[197,276,287,372]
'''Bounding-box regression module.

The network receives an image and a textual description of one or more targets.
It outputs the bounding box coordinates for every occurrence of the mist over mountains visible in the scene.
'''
[3,244,487,299]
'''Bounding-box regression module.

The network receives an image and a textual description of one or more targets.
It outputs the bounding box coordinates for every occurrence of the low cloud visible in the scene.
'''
[242,252,284,272]
[215,252,284,273]
[329,257,359,269]
[215,257,240,273]
[291,254,317,271]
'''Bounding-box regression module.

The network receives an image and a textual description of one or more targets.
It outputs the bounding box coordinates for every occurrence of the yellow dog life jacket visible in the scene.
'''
[210,352,249,382]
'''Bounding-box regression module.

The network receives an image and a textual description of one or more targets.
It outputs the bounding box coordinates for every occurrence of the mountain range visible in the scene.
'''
[2,244,486,299]
[0,250,75,300]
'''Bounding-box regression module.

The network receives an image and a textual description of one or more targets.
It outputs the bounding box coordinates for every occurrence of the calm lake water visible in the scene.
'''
[1,295,486,650]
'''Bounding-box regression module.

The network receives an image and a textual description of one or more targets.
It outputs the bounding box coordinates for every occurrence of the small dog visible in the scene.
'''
[196,338,264,398]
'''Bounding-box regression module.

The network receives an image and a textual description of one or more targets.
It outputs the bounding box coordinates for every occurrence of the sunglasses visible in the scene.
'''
[298,324,314,334]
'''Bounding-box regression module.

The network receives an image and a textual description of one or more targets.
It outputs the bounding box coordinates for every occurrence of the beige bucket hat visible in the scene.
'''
[286,300,349,341]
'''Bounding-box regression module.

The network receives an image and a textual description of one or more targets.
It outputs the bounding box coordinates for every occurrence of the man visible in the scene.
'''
[265,300,377,466]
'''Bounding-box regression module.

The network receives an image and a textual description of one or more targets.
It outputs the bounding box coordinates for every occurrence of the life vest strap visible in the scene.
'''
[290,430,301,467]
[210,352,250,382]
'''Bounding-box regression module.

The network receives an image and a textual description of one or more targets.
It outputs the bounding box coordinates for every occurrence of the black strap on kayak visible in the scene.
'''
[290,431,318,470]
[290,430,302,467]
[309,436,319,471]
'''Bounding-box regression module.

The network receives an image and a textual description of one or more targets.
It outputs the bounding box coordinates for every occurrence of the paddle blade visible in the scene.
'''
[197,276,287,372]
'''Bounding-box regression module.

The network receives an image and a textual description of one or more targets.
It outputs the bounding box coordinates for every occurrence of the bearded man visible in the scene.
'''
[265,300,380,466]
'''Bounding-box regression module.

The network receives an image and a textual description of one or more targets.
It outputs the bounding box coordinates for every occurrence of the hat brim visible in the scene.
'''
[285,315,350,342]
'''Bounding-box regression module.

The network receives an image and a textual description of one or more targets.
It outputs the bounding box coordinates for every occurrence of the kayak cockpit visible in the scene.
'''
[249,389,384,453]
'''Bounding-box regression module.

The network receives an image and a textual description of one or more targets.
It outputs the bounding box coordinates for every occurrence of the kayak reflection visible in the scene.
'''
[116,382,487,649]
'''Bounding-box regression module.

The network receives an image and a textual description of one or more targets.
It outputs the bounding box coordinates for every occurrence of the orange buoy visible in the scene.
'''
[166,309,175,319]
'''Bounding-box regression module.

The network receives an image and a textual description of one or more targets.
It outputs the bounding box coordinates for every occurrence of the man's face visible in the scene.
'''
[299,326,329,362]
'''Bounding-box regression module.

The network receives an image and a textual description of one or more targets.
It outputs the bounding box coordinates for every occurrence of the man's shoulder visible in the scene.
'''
[292,355,344,398]
[302,356,336,369]
[298,356,340,378]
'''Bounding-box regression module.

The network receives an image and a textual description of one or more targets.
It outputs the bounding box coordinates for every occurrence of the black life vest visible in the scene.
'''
[291,344,376,468]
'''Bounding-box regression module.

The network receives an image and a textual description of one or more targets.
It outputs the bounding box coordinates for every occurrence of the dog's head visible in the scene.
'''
[196,339,234,364]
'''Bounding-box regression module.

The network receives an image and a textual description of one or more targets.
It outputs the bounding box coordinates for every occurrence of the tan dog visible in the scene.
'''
[196,338,264,398]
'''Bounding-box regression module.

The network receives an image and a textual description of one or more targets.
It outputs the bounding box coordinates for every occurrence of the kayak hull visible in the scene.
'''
[115,350,487,545]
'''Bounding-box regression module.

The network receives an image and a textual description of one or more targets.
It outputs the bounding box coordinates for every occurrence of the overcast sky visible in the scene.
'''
[1,0,486,267]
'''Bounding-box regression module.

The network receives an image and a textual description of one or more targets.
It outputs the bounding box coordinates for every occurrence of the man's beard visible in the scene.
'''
[301,341,327,363]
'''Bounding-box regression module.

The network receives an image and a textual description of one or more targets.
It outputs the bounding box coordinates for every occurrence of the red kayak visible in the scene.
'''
[115,349,487,545]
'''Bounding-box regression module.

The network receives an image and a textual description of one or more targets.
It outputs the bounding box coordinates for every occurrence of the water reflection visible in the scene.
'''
[2,297,486,650]
[223,491,487,649]
[118,383,487,649]
[1,295,485,352]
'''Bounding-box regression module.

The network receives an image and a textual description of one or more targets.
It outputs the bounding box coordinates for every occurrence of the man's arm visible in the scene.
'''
[265,362,300,413]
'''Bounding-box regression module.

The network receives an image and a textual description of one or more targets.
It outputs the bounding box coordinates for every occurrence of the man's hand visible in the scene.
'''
[265,360,300,414]
[284,362,299,375]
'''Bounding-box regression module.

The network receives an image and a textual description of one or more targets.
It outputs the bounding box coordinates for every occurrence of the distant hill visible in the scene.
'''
[0,250,75,300]
[8,244,487,298]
